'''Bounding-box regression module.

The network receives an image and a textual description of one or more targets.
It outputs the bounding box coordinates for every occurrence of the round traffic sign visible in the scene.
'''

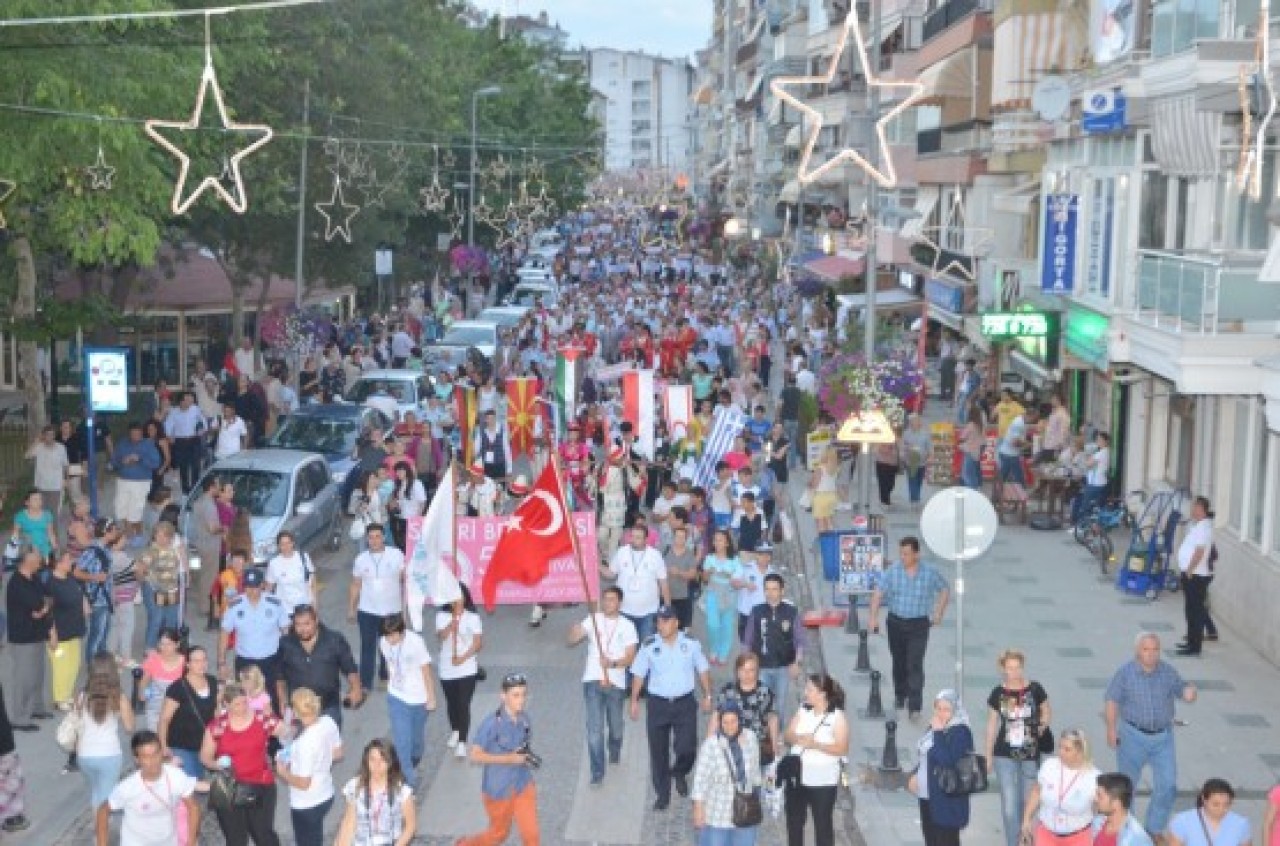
[919,487,999,562]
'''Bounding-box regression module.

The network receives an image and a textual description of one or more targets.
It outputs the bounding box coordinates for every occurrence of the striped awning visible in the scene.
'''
[1150,95,1221,177]
[804,253,867,281]
[992,13,1074,111]
[919,48,976,105]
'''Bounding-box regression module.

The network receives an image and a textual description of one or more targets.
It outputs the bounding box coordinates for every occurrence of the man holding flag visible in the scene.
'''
[404,464,463,633]
[480,462,577,612]
[567,586,637,786]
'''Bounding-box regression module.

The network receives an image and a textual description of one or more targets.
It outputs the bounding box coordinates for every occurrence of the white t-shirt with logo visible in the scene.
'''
[353,547,406,615]
[266,551,313,615]
[107,764,197,846]
[286,715,342,810]
[435,610,483,680]
[580,613,639,687]
[380,630,433,705]
[609,546,668,617]
[214,416,248,459]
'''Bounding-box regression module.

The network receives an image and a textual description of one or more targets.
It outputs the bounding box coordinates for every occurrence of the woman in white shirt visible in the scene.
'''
[1020,729,1100,846]
[782,674,850,846]
[335,739,416,846]
[435,584,483,760]
[379,614,438,790]
[276,687,343,846]
[75,654,137,810]
[388,464,427,551]
[264,531,314,618]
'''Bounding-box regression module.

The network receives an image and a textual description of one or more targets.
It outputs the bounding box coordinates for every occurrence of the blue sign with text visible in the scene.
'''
[1082,89,1126,134]
[1041,194,1079,294]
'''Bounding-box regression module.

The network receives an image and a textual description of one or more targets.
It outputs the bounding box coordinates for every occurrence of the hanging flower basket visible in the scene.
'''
[817,351,924,428]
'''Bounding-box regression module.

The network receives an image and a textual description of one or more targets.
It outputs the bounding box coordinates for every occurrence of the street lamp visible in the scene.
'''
[836,409,897,516]
[468,85,502,248]
[724,217,742,238]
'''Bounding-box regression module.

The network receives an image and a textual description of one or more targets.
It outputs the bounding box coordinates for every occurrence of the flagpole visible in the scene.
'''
[451,458,461,666]
[552,453,610,686]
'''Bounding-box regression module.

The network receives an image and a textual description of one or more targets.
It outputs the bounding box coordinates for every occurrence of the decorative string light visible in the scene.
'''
[914,194,992,282]
[314,173,360,243]
[0,178,16,229]
[770,11,924,188]
[1237,0,1276,201]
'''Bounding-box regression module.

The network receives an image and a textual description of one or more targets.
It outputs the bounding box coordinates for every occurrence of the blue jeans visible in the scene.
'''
[170,747,203,780]
[699,826,759,845]
[997,453,1025,485]
[906,467,925,503]
[142,583,181,650]
[994,756,1038,846]
[962,455,982,489]
[782,420,800,468]
[85,605,112,659]
[387,693,427,788]
[583,681,627,781]
[1116,721,1177,834]
[80,753,122,809]
[759,667,791,721]
[290,796,333,846]
[1073,483,1107,525]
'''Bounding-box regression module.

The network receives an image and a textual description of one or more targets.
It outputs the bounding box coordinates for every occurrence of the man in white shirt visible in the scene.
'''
[25,425,68,517]
[568,586,639,786]
[1176,495,1216,657]
[390,327,414,368]
[998,408,1039,486]
[347,523,406,691]
[232,337,261,381]
[600,525,670,646]
[1070,431,1111,525]
[97,730,199,846]
[213,404,248,460]
[794,362,817,395]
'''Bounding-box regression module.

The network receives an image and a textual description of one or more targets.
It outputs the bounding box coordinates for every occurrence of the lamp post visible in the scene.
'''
[468,85,502,248]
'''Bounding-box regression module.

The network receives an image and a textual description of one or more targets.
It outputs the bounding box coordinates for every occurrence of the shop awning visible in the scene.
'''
[901,187,939,240]
[837,289,922,310]
[804,253,867,281]
[1009,348,1057,388]
[994,180,1041,215]
[919,48,976,105]
[1150,95,1221,177]
[992,13,1072,111]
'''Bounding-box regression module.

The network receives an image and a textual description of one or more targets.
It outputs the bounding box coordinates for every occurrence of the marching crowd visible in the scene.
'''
[0,201,1277,846]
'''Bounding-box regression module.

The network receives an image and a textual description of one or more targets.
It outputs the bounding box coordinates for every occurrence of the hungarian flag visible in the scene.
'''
[621,368,656,460]
[405,466,463,631]
[506,377,538,457]
[454,385,477,466]
[481,462,575,611]
[555,346,584,430]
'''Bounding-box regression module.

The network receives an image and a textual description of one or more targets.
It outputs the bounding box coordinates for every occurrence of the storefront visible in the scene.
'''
[924,277,973,333]
[981,308,1062,397]
[1063,303,1113,433]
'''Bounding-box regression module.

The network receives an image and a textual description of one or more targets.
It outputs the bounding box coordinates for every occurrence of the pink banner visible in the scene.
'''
[407,512,600,606]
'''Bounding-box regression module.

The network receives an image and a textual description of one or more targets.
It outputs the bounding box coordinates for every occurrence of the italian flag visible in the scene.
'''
[555,346,584,432]
[622,368,656,460]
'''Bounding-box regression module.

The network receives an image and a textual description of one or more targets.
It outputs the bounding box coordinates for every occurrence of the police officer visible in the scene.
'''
[217,568,289,712]
[628,604,713,810]
[743,569,805,721]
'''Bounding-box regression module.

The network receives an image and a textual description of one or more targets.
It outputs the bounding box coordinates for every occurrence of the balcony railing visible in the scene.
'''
[923,0,985,42]
[1135,250,1279,334]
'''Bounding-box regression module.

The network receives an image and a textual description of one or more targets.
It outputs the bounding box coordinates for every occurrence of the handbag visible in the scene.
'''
[56,705,83,754]
[2,536,22,573]
[720,743,763,828]
[798,489,813,510]
[775,752,803,789]
[934,751,989,796]
[348,515,368,541]
[208,770,264,812]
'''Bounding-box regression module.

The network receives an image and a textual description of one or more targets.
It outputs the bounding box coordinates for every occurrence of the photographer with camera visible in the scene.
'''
[457,673,540,846]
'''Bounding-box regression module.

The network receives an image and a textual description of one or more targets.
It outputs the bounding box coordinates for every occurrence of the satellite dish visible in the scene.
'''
[1032,76,1071,123]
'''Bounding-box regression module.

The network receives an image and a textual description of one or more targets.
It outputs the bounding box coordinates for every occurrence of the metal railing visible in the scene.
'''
[1135,250,1276,334]
[923,0,985,42]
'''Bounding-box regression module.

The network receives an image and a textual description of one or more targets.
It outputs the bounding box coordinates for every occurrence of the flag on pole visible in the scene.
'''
[664,383,693,442]
[555,346,584,429]
[621,368,656,460]
[506,377,538,458]
[481,462,575,611]
[405,466,463,631]
[454,385,477,466]
[693,406,748,490]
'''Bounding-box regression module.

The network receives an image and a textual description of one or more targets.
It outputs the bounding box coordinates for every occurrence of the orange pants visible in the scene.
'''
[459,783,539,845]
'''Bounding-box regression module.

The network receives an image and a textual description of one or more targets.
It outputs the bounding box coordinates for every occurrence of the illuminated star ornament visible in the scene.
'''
[419,173,451,213]
[144,42,274,215]
[1237,0,1277,201]
[770,11,923,187]
[85,147,117,191]
[915,194,993,282]
[315,174,361,243]
[0,178,16,229]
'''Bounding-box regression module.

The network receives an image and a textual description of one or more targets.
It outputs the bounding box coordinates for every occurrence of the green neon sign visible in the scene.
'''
[979,311,1057,340]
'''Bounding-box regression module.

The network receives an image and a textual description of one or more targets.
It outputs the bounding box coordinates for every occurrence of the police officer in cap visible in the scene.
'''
[218,568,289,711]
[628,604,713,810]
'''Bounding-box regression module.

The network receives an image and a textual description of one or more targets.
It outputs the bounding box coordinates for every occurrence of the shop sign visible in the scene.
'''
[1041,194,1079,294]
[925,278,965,314]
[979,311,1058,341]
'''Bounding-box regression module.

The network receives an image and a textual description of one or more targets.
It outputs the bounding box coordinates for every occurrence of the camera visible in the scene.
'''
[516,743,542,770]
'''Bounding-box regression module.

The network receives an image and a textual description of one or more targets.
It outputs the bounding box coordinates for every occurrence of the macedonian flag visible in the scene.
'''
[506,377,538,458]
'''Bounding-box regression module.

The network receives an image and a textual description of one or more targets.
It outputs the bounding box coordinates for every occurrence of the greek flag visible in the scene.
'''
[694,406,748,490]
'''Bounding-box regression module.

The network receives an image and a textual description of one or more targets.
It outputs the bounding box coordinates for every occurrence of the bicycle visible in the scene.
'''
[1073,494,1140,575]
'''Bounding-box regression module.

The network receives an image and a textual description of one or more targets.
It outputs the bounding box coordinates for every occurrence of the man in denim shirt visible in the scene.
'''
[73,518,121,658]
[458,673,539,845]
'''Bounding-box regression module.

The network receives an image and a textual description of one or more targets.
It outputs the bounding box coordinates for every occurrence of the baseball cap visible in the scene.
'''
[656,604,678,620]
[243,568,265,588]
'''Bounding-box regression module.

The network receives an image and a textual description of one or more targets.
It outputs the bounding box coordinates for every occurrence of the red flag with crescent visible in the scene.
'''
[506,377,537,458]
[480,462,574,611]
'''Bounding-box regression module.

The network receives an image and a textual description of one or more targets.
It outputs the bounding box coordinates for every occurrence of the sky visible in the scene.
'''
[471,0,713,60]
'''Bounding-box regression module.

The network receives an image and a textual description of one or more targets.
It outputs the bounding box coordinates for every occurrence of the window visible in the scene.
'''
[1249,417,1269,543]
[884,108,918,145]
[1230,398,1249,533]
[632,120,652,134]
[632,80,651,97]
[817,124,841,148]
[1138,172,1167,249]
[1219,152,1273,250]
[1150,0,1220,56]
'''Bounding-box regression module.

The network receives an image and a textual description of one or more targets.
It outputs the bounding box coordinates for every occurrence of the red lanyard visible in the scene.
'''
[1057,765,1082,807]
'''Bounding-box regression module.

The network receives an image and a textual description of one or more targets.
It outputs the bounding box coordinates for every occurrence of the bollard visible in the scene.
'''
[130,666,144,711]
[865,669,884,718]
[879,719,901,772]
[843,601,860,634]
[854,629,871,673]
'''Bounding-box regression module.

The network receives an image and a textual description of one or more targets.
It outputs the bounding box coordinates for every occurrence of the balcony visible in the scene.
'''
[1134,250,1278,334]
[923,0,986,42]
[917,127,943,154]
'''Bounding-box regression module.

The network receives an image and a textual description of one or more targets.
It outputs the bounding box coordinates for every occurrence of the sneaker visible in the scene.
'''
[1205,633,1219,642]
[2,816,29,833]
[61,761,79,775]
[455,742,467,760]
[447,730,459,749]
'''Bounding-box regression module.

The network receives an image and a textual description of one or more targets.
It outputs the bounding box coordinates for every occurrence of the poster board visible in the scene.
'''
[85,347,130,414]
[838,532,886,594]
[806,428,833,470]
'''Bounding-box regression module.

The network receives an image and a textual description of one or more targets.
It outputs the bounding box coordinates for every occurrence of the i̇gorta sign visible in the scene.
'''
[979,311,1058,341]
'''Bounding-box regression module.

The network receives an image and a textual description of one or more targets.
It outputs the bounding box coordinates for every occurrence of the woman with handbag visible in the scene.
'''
[692,700,763,844]
[158,644,219,781]
[139,521,187,650]
[985,649,1052,846]
[70,653,136,808]
[199,682,285,846]
[782,674,849,846]
[908,689,975,846]
[711,652,780,771]
[1019,729,1099,846]
[809,448,840,533]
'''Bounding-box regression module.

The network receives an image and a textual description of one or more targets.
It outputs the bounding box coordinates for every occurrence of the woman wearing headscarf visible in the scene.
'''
[909,689,975,846]
[691,699,763,844]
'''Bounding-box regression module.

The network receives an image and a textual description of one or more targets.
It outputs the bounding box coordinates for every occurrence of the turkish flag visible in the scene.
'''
[480,462,575,611]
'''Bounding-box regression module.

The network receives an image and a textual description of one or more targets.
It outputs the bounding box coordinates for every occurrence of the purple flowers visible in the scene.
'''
[449,244,490,276]
[817,350,924,427]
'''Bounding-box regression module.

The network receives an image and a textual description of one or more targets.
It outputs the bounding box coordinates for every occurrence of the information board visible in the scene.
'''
[806,428,832,470]
[838,532,886,594]
[85,348,130,414]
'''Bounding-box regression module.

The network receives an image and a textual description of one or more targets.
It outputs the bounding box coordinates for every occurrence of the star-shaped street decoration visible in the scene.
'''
[315,174,361,243]
[418,171,451,213]
[1238,22,1277,200]
[447,197,466,240]
[144,61,274,215]
[85,148,117,191]
[441,148,457,170]
[0,178,16,230]
[484,155,511,184]
[914,195,993,282]
[357,167,387,209]
[769,11,923,188]
[472,196,496,228]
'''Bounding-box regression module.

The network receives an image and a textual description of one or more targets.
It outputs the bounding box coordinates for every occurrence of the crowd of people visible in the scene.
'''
[0,201,1276,846]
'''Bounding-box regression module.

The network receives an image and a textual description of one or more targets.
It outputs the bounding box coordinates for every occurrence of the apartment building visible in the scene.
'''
[585,48,696,174]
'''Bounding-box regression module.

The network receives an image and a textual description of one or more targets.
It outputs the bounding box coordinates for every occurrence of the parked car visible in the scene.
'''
[264,404,393,487]
[181,449,343,567]
[344,369,435,421]
[425,319,500,374]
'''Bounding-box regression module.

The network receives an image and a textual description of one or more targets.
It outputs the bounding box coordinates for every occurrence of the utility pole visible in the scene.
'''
[859,0,883,515]
[293,79,310,311]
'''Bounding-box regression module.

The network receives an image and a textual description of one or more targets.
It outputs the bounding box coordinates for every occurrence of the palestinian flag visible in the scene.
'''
[454,385,477,466]
[506,377,538,457]
[555,346,584,431]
